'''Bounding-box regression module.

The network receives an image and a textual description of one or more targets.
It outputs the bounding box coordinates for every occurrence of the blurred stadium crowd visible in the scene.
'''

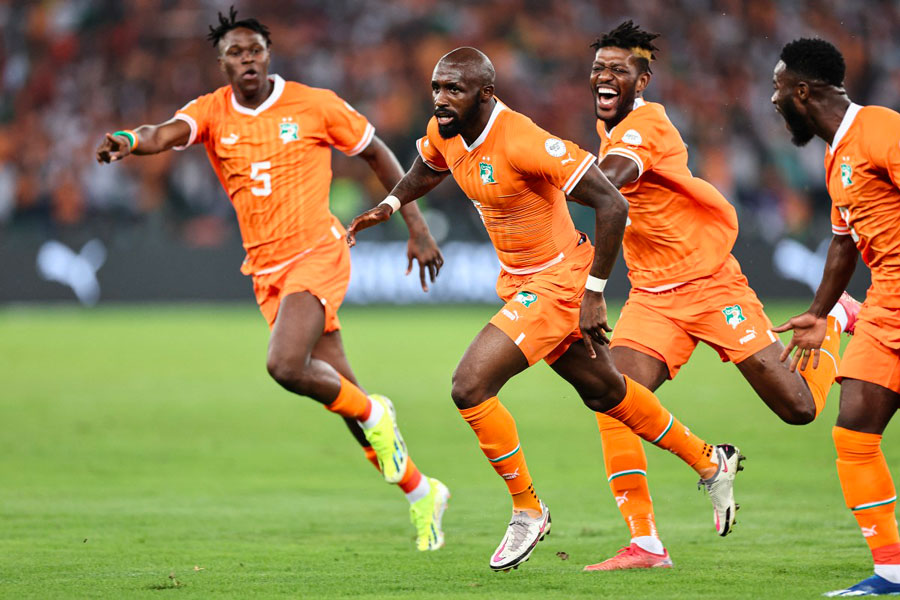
[1,0,898,247]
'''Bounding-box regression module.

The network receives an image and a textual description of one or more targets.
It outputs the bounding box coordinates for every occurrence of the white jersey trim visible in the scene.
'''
[500,251,565,275]
[562,153,597,194]
[230,74,286,117]
[462,100,507,153]
[252,232,330,275]
[827,102,862,154]
[172,114,198,151]
[415,137,450,172]
[344,122,375,156]
[637,281,688,293]
[606,148,645,179]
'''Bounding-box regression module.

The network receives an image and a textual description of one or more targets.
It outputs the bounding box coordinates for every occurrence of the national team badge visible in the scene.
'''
[722,304,746,329]
[479,162,497,184]
[514,291,537,307]
[279,119,299,144]
[840,163,853,187]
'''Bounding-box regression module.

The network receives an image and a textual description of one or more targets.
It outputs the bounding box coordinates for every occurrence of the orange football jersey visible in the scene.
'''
[597,99,738,289]
[174,75,375,275]
[417,100,596,273]
[826,103,900,308]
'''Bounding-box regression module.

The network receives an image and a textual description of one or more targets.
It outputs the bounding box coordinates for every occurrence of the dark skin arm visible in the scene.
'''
[95,118,191,162]
[597,154,640,189]
[357,136,444,290]
[567,164,629,358]
[346,156,449,246]
[772,234,858,371]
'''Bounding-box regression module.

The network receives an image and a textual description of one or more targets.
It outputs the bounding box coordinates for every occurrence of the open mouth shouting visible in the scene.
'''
[595,86,620,112]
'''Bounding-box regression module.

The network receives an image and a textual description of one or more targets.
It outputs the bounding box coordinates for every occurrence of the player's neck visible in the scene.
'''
[816,94,852,146]
[461,98,497,146]
[232,77,274,110]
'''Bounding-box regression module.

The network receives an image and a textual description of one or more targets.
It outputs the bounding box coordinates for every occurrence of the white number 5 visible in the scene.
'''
[250,161,271,197]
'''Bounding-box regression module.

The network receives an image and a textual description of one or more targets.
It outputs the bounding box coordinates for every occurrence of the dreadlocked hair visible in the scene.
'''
[207,6,272,49]
[591,20,660,73]
[780,38,845,87]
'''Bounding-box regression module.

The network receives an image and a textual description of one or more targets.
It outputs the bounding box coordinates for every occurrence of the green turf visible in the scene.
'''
[0,302,893,598]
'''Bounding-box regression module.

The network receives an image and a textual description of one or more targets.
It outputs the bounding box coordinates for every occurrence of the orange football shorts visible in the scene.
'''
[610,255,775,379]
[838,303,900,394]
[252,221,350,332]
[489,235,592,366]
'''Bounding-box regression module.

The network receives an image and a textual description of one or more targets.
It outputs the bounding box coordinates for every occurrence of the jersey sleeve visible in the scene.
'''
[863,107,900,191]
[505,116,596,194]
[318,89,375,156]
[603,107,667,179]
[831,203,852,236]
[415,118,450,172]
[173,92,216,150]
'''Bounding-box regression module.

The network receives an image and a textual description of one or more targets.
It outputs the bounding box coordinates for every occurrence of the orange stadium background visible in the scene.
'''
[0,0,892,305]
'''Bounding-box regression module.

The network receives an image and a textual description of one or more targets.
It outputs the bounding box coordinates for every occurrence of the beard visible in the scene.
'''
[780,100,815,147]
[595,86,637,128]
[436,100,481,139]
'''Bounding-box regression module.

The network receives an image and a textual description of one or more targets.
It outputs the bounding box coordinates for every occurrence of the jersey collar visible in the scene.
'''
[827,102,862,154]
[230,74,285,117]
[462,99,507,152]
[602,97,646,138]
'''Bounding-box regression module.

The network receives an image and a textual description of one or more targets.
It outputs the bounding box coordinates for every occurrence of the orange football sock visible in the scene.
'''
[363,445,379,470]
[398,457,424,494]
[603,376,717,476]
[363,446,424,495]
[324,375,372,420]
[597,413,657,539]
[459,396,541,513]
[833,426,900,563]
[799,316,842,418]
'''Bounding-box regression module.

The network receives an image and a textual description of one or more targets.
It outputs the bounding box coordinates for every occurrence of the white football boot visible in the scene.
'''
[698,444,745,536]
[489,501,551,571]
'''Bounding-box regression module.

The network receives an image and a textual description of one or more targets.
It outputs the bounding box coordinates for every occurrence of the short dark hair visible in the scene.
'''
[780,38,845,87]
[207,6,272,50]
[591,21,660,73]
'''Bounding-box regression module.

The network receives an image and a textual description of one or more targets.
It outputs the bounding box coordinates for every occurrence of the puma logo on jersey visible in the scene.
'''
[615,491,629,507]
[862,525,878,538]
[221,133,239,145]
[561,153,576,165]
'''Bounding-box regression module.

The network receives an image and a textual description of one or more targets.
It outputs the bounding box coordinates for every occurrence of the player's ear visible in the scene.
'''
[480,84,495,103]
[636,71,651,94]
[795,81,810,103]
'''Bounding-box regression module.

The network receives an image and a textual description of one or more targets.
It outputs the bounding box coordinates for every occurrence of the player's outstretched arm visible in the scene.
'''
[357,136,444,290]
[773,233,858,371]
[347,156,448,246]
[95,118,191,164]
[568,165,629,357]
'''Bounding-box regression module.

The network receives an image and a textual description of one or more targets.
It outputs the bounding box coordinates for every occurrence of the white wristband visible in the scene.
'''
[379,195,402,214]
[585,276,607,293]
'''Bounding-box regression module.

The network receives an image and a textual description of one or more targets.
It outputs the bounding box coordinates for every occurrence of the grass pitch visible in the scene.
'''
[0,302,893,598]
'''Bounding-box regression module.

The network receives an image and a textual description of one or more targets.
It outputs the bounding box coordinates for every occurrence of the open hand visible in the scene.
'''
[346,204,393,247]
[772,311,827,372]
[406,231,444,292]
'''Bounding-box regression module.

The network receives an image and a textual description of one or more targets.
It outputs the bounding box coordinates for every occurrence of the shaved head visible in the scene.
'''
[431,47,497,140]
[435,47,495,88]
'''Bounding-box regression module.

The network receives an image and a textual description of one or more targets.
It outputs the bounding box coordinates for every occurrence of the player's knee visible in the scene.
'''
[768,392,815,425]
[266,353,313,393]
[781,402,816,425]
[450,371,489,410]
[579,375,626,413]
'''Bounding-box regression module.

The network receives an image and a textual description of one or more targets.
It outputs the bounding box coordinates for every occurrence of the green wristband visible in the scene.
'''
[113,130,136,150]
